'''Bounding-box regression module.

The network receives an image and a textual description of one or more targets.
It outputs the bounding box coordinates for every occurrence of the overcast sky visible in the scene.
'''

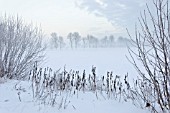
[0,0,152,38]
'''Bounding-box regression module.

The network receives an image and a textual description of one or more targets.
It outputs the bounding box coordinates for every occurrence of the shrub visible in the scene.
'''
[127,0,170,112]
[0,15,45,79]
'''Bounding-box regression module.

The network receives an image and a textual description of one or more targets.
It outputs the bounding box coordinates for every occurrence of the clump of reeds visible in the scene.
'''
[30,62,132,108]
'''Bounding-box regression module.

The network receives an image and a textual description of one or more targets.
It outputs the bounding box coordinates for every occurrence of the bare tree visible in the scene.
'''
[0,15,45,79]
[82,37,88,48]
[87,35,98,48]
[109,35,114,47]
[67,32,81,48]
[58,36,65,49]
[87,35,91,48]
[127,0,170,112]
[67,33,73,48]
[117,36,130,47]
[100,36,108,47]
[51,32,59,49]
[73,32,81,48]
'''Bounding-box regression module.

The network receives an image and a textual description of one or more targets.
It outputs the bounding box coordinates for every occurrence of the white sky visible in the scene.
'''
[0,0,151,38]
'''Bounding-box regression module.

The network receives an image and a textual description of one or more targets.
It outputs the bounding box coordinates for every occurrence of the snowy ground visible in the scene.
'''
[0,48,149,113]
[44,48,137,77]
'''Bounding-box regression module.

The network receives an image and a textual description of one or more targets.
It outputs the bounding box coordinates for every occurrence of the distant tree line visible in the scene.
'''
[50,32,132,49]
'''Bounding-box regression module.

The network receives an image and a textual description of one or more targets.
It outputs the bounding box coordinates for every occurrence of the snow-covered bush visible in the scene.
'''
[0,15,45,79]
[127,0,170,112]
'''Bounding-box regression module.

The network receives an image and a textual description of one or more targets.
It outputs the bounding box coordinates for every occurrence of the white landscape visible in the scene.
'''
[0,48,149,113]
[0,0,170,113]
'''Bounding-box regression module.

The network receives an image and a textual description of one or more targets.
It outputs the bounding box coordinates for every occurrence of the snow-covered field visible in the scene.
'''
[44,48,137,77]
[0,48,149,113]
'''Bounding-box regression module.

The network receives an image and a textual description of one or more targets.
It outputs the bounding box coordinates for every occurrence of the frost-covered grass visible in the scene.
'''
[0,48,149,113]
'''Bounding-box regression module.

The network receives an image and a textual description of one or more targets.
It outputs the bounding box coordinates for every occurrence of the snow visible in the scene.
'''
[0,48,149,113]
[44,48,137,77]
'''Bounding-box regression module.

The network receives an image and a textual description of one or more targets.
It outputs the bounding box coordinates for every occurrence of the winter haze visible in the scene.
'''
[0,0,152,38]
